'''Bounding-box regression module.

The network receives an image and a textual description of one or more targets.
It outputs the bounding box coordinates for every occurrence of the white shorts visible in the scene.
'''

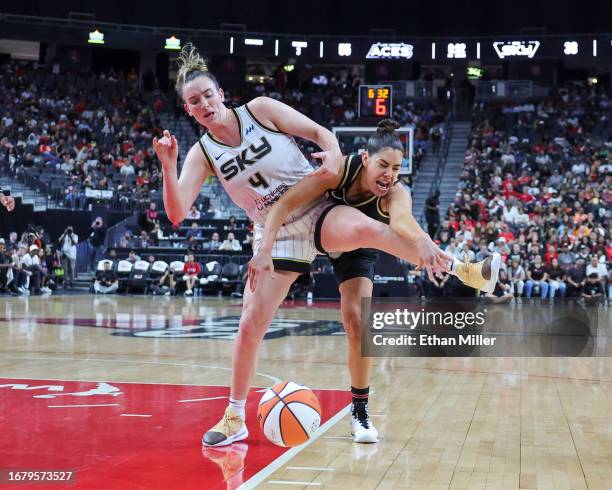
[253,198,333,273]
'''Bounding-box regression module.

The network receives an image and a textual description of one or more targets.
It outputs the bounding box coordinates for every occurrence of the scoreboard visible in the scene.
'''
[358,85,392,118]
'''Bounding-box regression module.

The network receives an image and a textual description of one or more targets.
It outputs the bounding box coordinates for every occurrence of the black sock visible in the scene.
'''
[351,386,369,406]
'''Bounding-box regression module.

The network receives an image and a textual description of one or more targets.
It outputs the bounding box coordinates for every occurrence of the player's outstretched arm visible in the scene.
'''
[387,184,454,278]
[248,170,341,291]
[248,97,343,178]
[153,130,211,226]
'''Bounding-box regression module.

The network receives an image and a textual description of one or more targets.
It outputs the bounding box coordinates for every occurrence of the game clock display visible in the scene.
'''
[358,85,392,118]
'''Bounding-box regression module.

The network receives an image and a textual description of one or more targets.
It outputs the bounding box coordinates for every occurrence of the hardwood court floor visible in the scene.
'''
[1,295,611,489]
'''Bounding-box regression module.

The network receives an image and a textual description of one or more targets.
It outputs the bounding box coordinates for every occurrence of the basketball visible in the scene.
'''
[257,381,322,447]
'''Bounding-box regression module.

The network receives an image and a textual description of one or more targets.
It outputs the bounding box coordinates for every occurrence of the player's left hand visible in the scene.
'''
[310,148,343,179]
[248,251,275,292]
[414,235,455,281]
[0,195,15,212]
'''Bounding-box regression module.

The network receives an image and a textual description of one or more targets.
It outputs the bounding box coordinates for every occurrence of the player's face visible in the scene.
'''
[182,76,225,127]
[363,148,402,196]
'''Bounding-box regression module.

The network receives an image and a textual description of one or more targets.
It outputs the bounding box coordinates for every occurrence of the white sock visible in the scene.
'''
[229,398,246,420]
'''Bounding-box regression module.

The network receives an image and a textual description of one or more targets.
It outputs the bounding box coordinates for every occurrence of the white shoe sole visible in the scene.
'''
[480,253,501,294]
[202,425,249,447]
[352,431,379,443]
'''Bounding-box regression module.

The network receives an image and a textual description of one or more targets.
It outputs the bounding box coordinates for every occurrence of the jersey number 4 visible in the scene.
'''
[248,172,269,188]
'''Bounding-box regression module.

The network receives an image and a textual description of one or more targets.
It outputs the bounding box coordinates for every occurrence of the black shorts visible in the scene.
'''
[330,248,379,285]
[314,203,379,285]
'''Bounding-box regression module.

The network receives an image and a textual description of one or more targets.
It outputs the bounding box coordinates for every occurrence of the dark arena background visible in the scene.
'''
[0,1,611,489]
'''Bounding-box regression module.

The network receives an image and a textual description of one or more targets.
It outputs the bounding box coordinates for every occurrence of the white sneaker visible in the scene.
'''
[350,403,379,443]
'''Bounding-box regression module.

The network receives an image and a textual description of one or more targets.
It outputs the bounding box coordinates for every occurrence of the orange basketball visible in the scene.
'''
[257,381,321,447]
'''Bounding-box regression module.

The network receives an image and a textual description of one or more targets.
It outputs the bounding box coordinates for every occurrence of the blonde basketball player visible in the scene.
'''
[154,44,485,447]
[249,120,501,443]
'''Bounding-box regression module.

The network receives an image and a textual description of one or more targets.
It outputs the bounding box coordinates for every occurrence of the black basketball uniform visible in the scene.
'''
[314,153,393,284]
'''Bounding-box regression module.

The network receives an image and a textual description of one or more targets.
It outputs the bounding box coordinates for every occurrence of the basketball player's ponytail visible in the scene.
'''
[367,119,403,155]
[175,42,219,95]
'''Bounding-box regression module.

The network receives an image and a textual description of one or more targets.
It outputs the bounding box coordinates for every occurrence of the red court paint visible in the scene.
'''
[0,379,350,489]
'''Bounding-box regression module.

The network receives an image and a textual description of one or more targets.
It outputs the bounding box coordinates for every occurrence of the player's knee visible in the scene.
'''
[342,308,362,341]
[237,305,269,344]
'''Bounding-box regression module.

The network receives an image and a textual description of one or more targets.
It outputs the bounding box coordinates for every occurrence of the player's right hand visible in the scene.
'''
[248,251,275,292]
[152,130,179,168]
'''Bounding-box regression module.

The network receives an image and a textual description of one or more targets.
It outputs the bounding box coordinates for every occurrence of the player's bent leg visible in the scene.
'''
[339,277,379,443]
[203,270,300,447]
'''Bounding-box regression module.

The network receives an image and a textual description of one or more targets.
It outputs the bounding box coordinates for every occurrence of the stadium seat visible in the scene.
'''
[127,261,151,294]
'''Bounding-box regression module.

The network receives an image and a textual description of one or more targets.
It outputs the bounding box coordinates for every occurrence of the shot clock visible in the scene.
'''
[358,85,392,118]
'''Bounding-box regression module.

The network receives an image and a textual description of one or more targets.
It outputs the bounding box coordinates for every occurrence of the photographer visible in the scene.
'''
[150,269,176,296]
[88,217,107,271]
[59,225,78,288]
[94,261,118,294]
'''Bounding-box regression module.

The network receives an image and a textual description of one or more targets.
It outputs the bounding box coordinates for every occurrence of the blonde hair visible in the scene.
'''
[175,42,219,95]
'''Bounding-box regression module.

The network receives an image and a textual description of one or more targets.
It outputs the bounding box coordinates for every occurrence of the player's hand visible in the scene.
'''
[310,148,343,179]
[414,234,455,281]
[152,130,179,168]
[248,251,275,292]
[0,195,15,212]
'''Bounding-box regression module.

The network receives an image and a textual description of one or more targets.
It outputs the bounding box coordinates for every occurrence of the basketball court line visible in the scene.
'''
[48,403,120,408]
[286,466,336,471]
[120,414,152,417]
[268,482,321,486]
[238,403,351,490]
[0,355,282,385]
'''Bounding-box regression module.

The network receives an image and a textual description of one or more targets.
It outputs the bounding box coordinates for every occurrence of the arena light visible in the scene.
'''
[431,42,436,59]
[87,30,104,45]
[274,39,279,56]
[291,41,308,56]
[244,38,263,46]
[229,36,234,54]
[593,39,598,56]
[164,36,181,50]
[283,64,295,72]
[319,41,324,58]
[588,77,598,85]
[476,42,481,59]
[366,42,413,59]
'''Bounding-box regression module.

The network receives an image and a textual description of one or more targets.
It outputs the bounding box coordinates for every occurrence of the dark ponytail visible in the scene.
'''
[367,119,403,155]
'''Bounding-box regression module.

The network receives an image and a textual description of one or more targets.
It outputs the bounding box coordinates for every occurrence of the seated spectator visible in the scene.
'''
[182,253,201,296]
[150,269,176,296]
[186,205,201,220]
[0,240,12,293]
[483,268,513,303]
[219,232,242,251]
[204,232,221,251]
[21,244,46,295]
[226,215,238,231]
[582,272,604,304]
[566,258,586,297]
[136,231,151,248]
[586,255,607,282]
[525,255,549,300]
[508,258,526,299]
[94,261,118,294]
[106,248,118,261]
[548,258,566,299]
[127,250,140,263]
[145,202,158,227]
[185,222,202,240]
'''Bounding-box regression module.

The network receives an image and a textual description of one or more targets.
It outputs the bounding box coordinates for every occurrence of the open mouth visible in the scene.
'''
[203,111,215,121]
[376,180,391,192]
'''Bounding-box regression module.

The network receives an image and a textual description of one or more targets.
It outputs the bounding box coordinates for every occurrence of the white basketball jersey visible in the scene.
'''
[198,104,316,224]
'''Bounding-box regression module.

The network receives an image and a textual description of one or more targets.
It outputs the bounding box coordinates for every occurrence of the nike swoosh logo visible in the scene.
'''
[215,152,225,161]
